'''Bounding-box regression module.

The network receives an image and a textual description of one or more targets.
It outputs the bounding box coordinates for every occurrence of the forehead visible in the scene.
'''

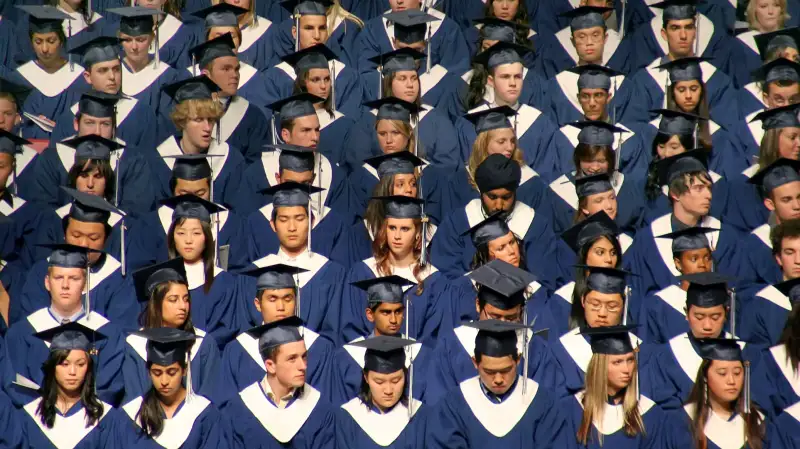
[573,25,605,35]
[149,361,182,370]
[585,290,622,302]
[385,217,415,227]
[299,15,326,26]
[492,62,523,76]
[579,87,609,95]
[49,265,86,277]
[688,303,725,313]
[32,32,61,41]
[67,218,106,233]
[275,205,308,217]
[291,114,320,128]
[79,113,113,122]
[175,217,204,230]
[91,59,121,70]
[665,18,695,28]
[278,340,307,358]
[261,287,295,297]
[478,354,516,369]
[768,81,800,94]
[164,282,189,296]
[772,180,800,196]
[367,368,404,380]
[211,55,240,67]
[175,177,210,188]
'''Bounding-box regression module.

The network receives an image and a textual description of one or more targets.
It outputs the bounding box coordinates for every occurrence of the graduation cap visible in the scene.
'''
[280,0,331,16]
[568,64,622,91]
[474,17,528,43]
[750,103,800,130]
[266,93,324,120]
[240,263,308,291]
[774,277,800,303]
[77,90,120,119]
[384,9,440,44]
[61,134,124,161]
[62,186,124,224]
[33,321,106,352]
[581,325,637,354]
[368,47,426,75]
[754,27,800,58]
[464,106,516,134]
[364,97,422,124]
[0,77,33,109]
[747,158,800,193]
[575,173,614,198]
[130,327,199,365]
[372,195,424,219]
[41,243,105,317]
[364,151,425,179]
[0,130,30,156]
[678,272,731,308]
[473,41,530,70]
[751,58,800,84]
[656,150,709,186]
[461,211,511,248]
[69,36,121,68]
[474,153,521,194]
[132,258,186,304]
[282,44,337,72]
[657,226,715,254]
[695,337,743,361]
[561,6,612,32]
[189,33,236,69]
[650,0,698,21]
[349,336,415,374]
[463,319,529,358]
[107,7,163,37]
[352,275,415,306]
[192,3,248,29]
[163,76,221,104]
[570,121,626,146]
[656,56,711,83]
[264,142,316,173]
[165,154,215,181]
[653,109,704,136]
[469,259,536,310]
[161,194,226,224]
[250,316,305,359]
[262,181,324,207]
[581,265,630,295]
[16,5,70,34]
[561,210,619,254]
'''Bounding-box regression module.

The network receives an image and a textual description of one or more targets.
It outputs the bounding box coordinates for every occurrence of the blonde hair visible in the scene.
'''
[170,98,224,131]
[467,129,523,190]
[375,119,417,155]
[328,0,364,29]
[577,353,645,446]
[747,0,789,32]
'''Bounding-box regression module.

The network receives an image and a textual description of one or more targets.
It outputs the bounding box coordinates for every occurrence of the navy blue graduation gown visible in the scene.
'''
[740,283,793,346]
[273,16,361,69]
[300,109,359,168]
[9,143,42,202]
[735,226,781,292]
[0,392,23,448]
[666,405,779,449]
[537,26,636,79]
[237,17,278,72]
[153,15,198,69]
[752,344,800,417]
[545,70,636,127]
[1,260,26,331]
[641,284,742,342]
[5,309,126,404]
[19,398,128,449]
[425,324,566,406]
[724,163,770,233]
[37,200,129,263]
[30,141,156,217]
[209,96,270,166]
[221,383,335,449]
[774,402,800,449]
[463,26,539,68]
[0,18,19,70]
[218,327,334,403]
[179,63,271,116]
[627,214,741,297]
[0,194,62,272]
[122,328,220,404]
[120,395,229,449]
[181,264,246,349]
[424,376,571,449]
[335,399,425,449]
[639,170,730,232]
[121,59,186,133]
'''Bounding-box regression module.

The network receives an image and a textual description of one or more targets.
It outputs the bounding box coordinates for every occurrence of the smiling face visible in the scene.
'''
[55,350,89,395]
[581,190,618,220]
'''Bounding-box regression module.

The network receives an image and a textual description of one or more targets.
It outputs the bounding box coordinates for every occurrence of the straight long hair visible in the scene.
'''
[372,218,425,294]
[778,303,800,374]
[665,83,713,150]
[167,218,215,293]
[136,360,187,438]
[140,279,196,341]
[67,158,116,204]
[357,367,408,409]
[569,235,624,330]
[37,349,103,429]
[760,127,796,167]
[293,70,334,118]
[364,171,421,238]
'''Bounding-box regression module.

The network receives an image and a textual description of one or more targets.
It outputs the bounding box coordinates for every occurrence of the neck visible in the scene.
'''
[179,135,206,155]
[709,395,735,420]
[494,96,516,108]
[124,55,150,73]
[668,51,694,61]
[52,301,83,319]
[39,58,67,73]
[672,207,701,227]
[389,250,416,268]
[607,386,626,404]
[282,244,307,259]
[680,280,690,291]
[238,13,252,28]
[159,387,186,409]
[56,388,81,413]
[266,374,292,401]
[313,102,324,110]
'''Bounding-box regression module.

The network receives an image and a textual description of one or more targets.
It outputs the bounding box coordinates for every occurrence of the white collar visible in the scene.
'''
[649,214,721,276]
[459,376,538,437]
[656,284,687,315]
[464,198,535,239]
[769,344,800,397]
[237,382,321,443]
[682,404,759,449]
[122,58,170,96]
[23,398,111,449]
[340,397,421,446]
[184,262,223,290]
[152,14,182,50]
[573,393,656,435]
[16,61,83,98]
[122,395,211,449]
[239,16,272,53]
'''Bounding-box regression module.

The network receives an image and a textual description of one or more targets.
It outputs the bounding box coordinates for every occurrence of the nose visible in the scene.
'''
[68,364,77,376]
[493,373,504,386]
[275,300,286,311]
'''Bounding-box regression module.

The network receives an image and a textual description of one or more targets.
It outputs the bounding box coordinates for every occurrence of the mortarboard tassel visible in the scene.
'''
[622,285,630,325]
[730,287,737,337]
[406,289,414,418]
[68,20,74,72]
[634,344,640,401]
[185,349,194,402]
[294,14,300,52]
[154,18,160,69]
[744,360,751,414]
[330,60,337,114]
[425,19,431,75]
[270,115,277,145]
[295,269,302,334]
[87,0,92,23]
[85,263,91,321]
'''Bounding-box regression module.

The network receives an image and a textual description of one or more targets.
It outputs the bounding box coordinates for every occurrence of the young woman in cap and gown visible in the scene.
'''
[734,3,799,80]
[13,322,129,449]
[220,316,336,449]
[219,263,335,402]
[560,326,670,449]
[335,335,427,449]
[132,0,198,69]
[549,266,642,395]
[6,245,127,405]
[463,5,540,64]
[213,0,277,72]
[121,259,222,404]
[425,260,564,405]
[121,328,229,449]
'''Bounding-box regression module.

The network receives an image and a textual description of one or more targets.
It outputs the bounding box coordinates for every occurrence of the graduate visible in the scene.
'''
[430,154,559,286]
[774,400,800,449]
[549,266,642,395]
[18,190,138,327]
[133,0,198,69]
[335,336,426,449]
[0,78,45,197]
[425,319,570,448]
[546,63,635,128]
[151,75,245,207]
[739,39,800,117]
[6,245,126,405]
[629,152,740,297]
[120,328,228,449]
[185,32,271,164]
[220,263,335,402]
[121,258,222,404]
[220,0,277,72]
[463,6,540,67]
[15,322,128,449]
[220,316,336,449]
[426,260,564,405]
[560,325,670,449]
[735,11,798,89]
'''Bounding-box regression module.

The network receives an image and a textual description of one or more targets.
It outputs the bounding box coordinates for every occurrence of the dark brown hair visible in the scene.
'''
[37,349,103,429]
[167,218,215,293]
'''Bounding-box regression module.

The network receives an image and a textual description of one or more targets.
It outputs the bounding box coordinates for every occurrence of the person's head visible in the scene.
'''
[145,279,191,329]
[276,99,321,148]
[73,91,119,140]
[118,12,156,67]
[168,217,211,264]
[372,196,424,271]
[295,66,331,106]
[469,212,525,270]
[472,324,521,396]
[667,227,714,279]
[576,175,618,221]
[569,10,608,64]
[668,170,713,217]
[291,11,328,49]
[581,267,626,327]
[270,204,310,253]
[169,157,213,200]
[192,31,241,98]
[752,159,800,223]
[572,63,616,120]
[567,226,624,329]
[148,359,186,400]
[260,320,308,389]
[202,55,240,98]
[64,212,109,265]
[747,0,788,32]
[63,134,119,202]
[38,346,101,429]
[574,143,614,176]
[250,264,300,323]
[385,70,420,104]
[0,91,23,132]
[679,273,730,339]
[376,119,414,154]
[170,98,224,150]
[0,151,14,191]
[659,3,698,58]
[475,154,520,215]
[361,366,406,411]
[471,261,533,323]
[772,219,800,280]
[487,62,523,106]
[760,62,800,108]
[29,15,66,66]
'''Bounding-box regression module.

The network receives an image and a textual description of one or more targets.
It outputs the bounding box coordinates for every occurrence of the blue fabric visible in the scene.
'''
[544,75,638,128]
[13,15,116,67]
[11,68,87,140]
[334,403,426,449]
[273,17,362,69]
[184,271,247,349]
[1,260,26,331]
[154,17,198,69]
[774,408,800,449]
[739,285,792,346]
[120,398,230,449]
[18,401,129,449]
[0,196,62,272]
[120,60,188,142]
[639,174,731,229]
[536,29,637,80]
[751,345,800,417]
[0,392,23,448]
[666,408,780,449]
[640,288,739,344]
[237,18,280,72]
[735,232,782,293]
[722,170,770,233]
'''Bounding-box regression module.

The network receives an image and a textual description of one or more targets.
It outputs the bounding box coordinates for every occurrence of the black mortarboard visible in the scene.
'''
[653,109,704,136]
[368,47,426,74]
[0,130,30,156]
[695,337,744,361]
[266,93,323,120]
[461,211,511,248]
[41,243,99,269]
[350,336,414,374]
[650,0,698,21]
[240,263,308,290]
[657,226,715,253]
[364,151,425,178]
[61,134,124,161]
[384,10,439,44]
[568,64,622,91]
[267,143,315,173]
[165,154,215,181]
[751,58,800,84]
[748,158,800,192]
[282,44,337,72]
[69,36,120,67]
[63,186,124,223]
[754,27,800,57]
[163,76,221,104]
[262,181,324,207]
[582,266,629,295]
[464,106,516,134]
[0,77,33,108]
[474,17,527,43]
[582,325,637,354]
[561,210,619,254]
[132,257,186,302]
[189,33,236,69]
[17,5,70,34]
[570,120,626,146]
[473,41,530,69]
[656,150,709,186]
[364,97,422,123]
[33,322,106,352]
[77,90,120,118]
[464,319,528,358]
[130,328,199,365]
[679,272,731,308]
[107,7,163,37]
[193,3,248,29]
[160,194,226,223]
[474,154,521,193]
[351,275,414,306]
[751,103,800,130]
[280,0,331,16]
[775,277,800,303]
[561,6,611,32]
[249,316,304,360]
[469,259,536,310]
[575,173,614,198]
[373,195,424,219]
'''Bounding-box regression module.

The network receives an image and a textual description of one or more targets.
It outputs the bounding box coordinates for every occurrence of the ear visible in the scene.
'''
[201,68,211,77]
[683,306,689,321]
[253,296,262,313]
[607,91,613,102]
[82,70,92,85]
[660,28,668,42]
[471,356,478,370]
[764,197,776,212]
[762,90,770,105]
[275,172,282,184]
[365,307,375,323]
[486,74,495,89]
[475,298,481,316]
[265,359,276,375]
[269,219,277,233]
[44,274,51,293]
[291,25,297,40]
[673,256,683,273]
[280,128,291,143]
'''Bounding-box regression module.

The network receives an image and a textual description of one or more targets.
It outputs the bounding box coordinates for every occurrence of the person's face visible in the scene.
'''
[55,350,89,395]
[223,0,250,10]
[281,115,320,148]
[255,287,296,323]
[389,0,421,11]
[764,82,800,109]
[675,248,713,274]
[366,302,405,336]
[120,33,153,65]
[265,341,308,389]
[45,266,87,311]
[83,60,122,94]
[365,369,405,410]
[304,68,331,100]
[65,219,106,264]
[75,114,114,140]
[686,304,725,339]
[0,98,20,132]
[578,88,611,121]
[209,27,241,49]
[473,354,518,395]
[766,181,800,222]
[607,352,635,393]
[204,56,240,97]
[477,302,522,322]
[183,116,215,150]
[0,154,13,190]
[385,217,417,258]
[173,178,210,200]
[778,127,800,160]
[488,63,523,105]
[486,128,517,158]
[270,206,309,253]
[755,0,782,32]
[673,80,702,113]
[293,15,328,50]
[277,169,315,186]
[706,360,744,404]
[391,173,418,197]
[391,71,420,103]
[74,166,107,197]
[491,0,519,20]
[582,290,623,327]
[136,0,166,10]
[487,231,520,268]
[673,177,713,217]
[161,283,190,327]
[584,236,618,267]
[582,190,618,220]
[481,188,515,215]
[579,153,610,175]
[376,120,410,154]
[776,236,800,279]
[657,134,687,159]
[481,38,499,52]
[661,18,697,57]
[571,26,607,63]
[173,218,206,264]
[149,362,185,400]
[32,32,63,64]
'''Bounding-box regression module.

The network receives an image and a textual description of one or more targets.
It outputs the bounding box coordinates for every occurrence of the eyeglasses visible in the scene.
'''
[586,301,622,313]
